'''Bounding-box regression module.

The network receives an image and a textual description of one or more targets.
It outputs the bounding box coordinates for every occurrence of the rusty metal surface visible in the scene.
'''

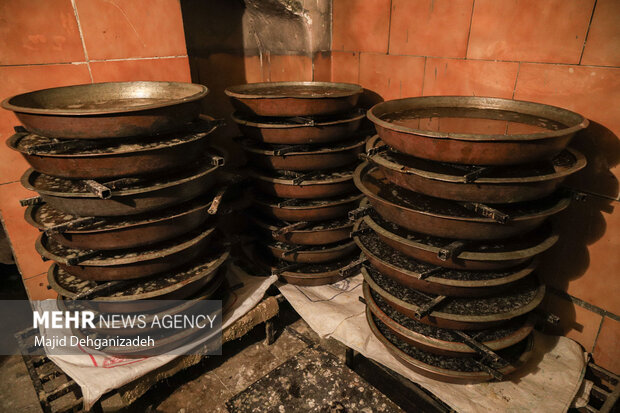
[7,121,218,179]
[367,96,588,165]
[363,282,534,357]
[21,155,222,216]
[362,214,559,271]
[365,136,587,203]
[37,226,215,281]
[25,195,215,250]
[354,221,537,297]
[362,267,545,330]
[254,193,363,222]
[251,215,353,245]
[48,249,229,306]
[248,168,356,199]
[225,82,362,117]
[365,304,534,384]
[355,163,570,240]
[1,81,208,139]
[231,111,364,144]
[240,138,365,171]
[265,239,358,263]
[58,271,225,333]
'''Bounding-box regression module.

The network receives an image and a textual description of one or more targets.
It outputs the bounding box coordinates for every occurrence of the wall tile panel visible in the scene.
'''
[581,0,620,66]
[75,0,187,60]
[332,0,391,53]
[0,0,85,65]
[269,55,313,82]
[89,57,191,83]
[331,51,360,84]
[468,0,595,63]
[423,58,518,98]
[389,0,473,58]
[359,53,425,101]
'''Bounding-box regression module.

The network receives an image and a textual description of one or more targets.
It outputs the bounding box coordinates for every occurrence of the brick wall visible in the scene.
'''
[0,0,191,300]
[329,0,620,373]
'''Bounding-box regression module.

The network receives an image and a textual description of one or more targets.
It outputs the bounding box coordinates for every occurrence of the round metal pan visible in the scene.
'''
[37,226,215,281]
[354,222,536,297]
[364,282,534,357]
[355,163,570,240]
[64,273,225,336]
[48,248,229,313]
[365,136,587,203]
[25,194,215,250]
[240,138,365,171]
[366,306,534,384]
[362,266,545,330]
[265,239,358,264]
[251,215,353,245]
[225,82,363,117]
[231,111,365,145]
[21,152,223,217]
[7,121,218,179]
[248,167,356,199]
[362,213,558,271]
[254,193,363,222]
[250,250,357,286]
[367,96,588,165]
[2,81,208,139]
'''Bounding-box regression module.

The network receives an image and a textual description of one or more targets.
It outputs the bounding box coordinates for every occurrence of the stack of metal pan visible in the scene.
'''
[3,82,237,353]
[225,81,366,286]
[350,96,589,383]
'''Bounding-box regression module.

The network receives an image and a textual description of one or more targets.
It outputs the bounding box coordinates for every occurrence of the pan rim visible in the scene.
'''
[1,81,208,116]
[367,95,588,143]
[225,81,363,100]
[354,162,571,223]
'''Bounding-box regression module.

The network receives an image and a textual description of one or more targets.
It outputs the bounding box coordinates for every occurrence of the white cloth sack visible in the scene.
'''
[35,265,277,409]
[278,274,587,413]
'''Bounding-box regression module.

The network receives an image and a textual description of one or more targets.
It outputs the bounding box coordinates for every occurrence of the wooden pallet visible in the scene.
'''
[15,295,280,413]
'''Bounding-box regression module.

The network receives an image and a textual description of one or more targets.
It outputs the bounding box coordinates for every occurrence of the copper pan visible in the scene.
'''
[250,250,356,286]
[253,193,363,222]
[240,138,364,171]
[61,273,225,336]
[362,266,545,330]
[354,221,536,297]
[365,135,586,203]
[355,163,570,240]
[21,150,223,216]
[362,213,558,271]
[251,215,352,245]
[225,82,362,117]
[265,239,358,264]
[25,194,216,250]
[248,167,356,199]
[7,119,218,179]
[366,305,535,384]
[48,248,229,312]
[367,96,588,165]
[36,226,215,281]
[2,81,208,139]
[231,111,364,144]
[364,282,534,357]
